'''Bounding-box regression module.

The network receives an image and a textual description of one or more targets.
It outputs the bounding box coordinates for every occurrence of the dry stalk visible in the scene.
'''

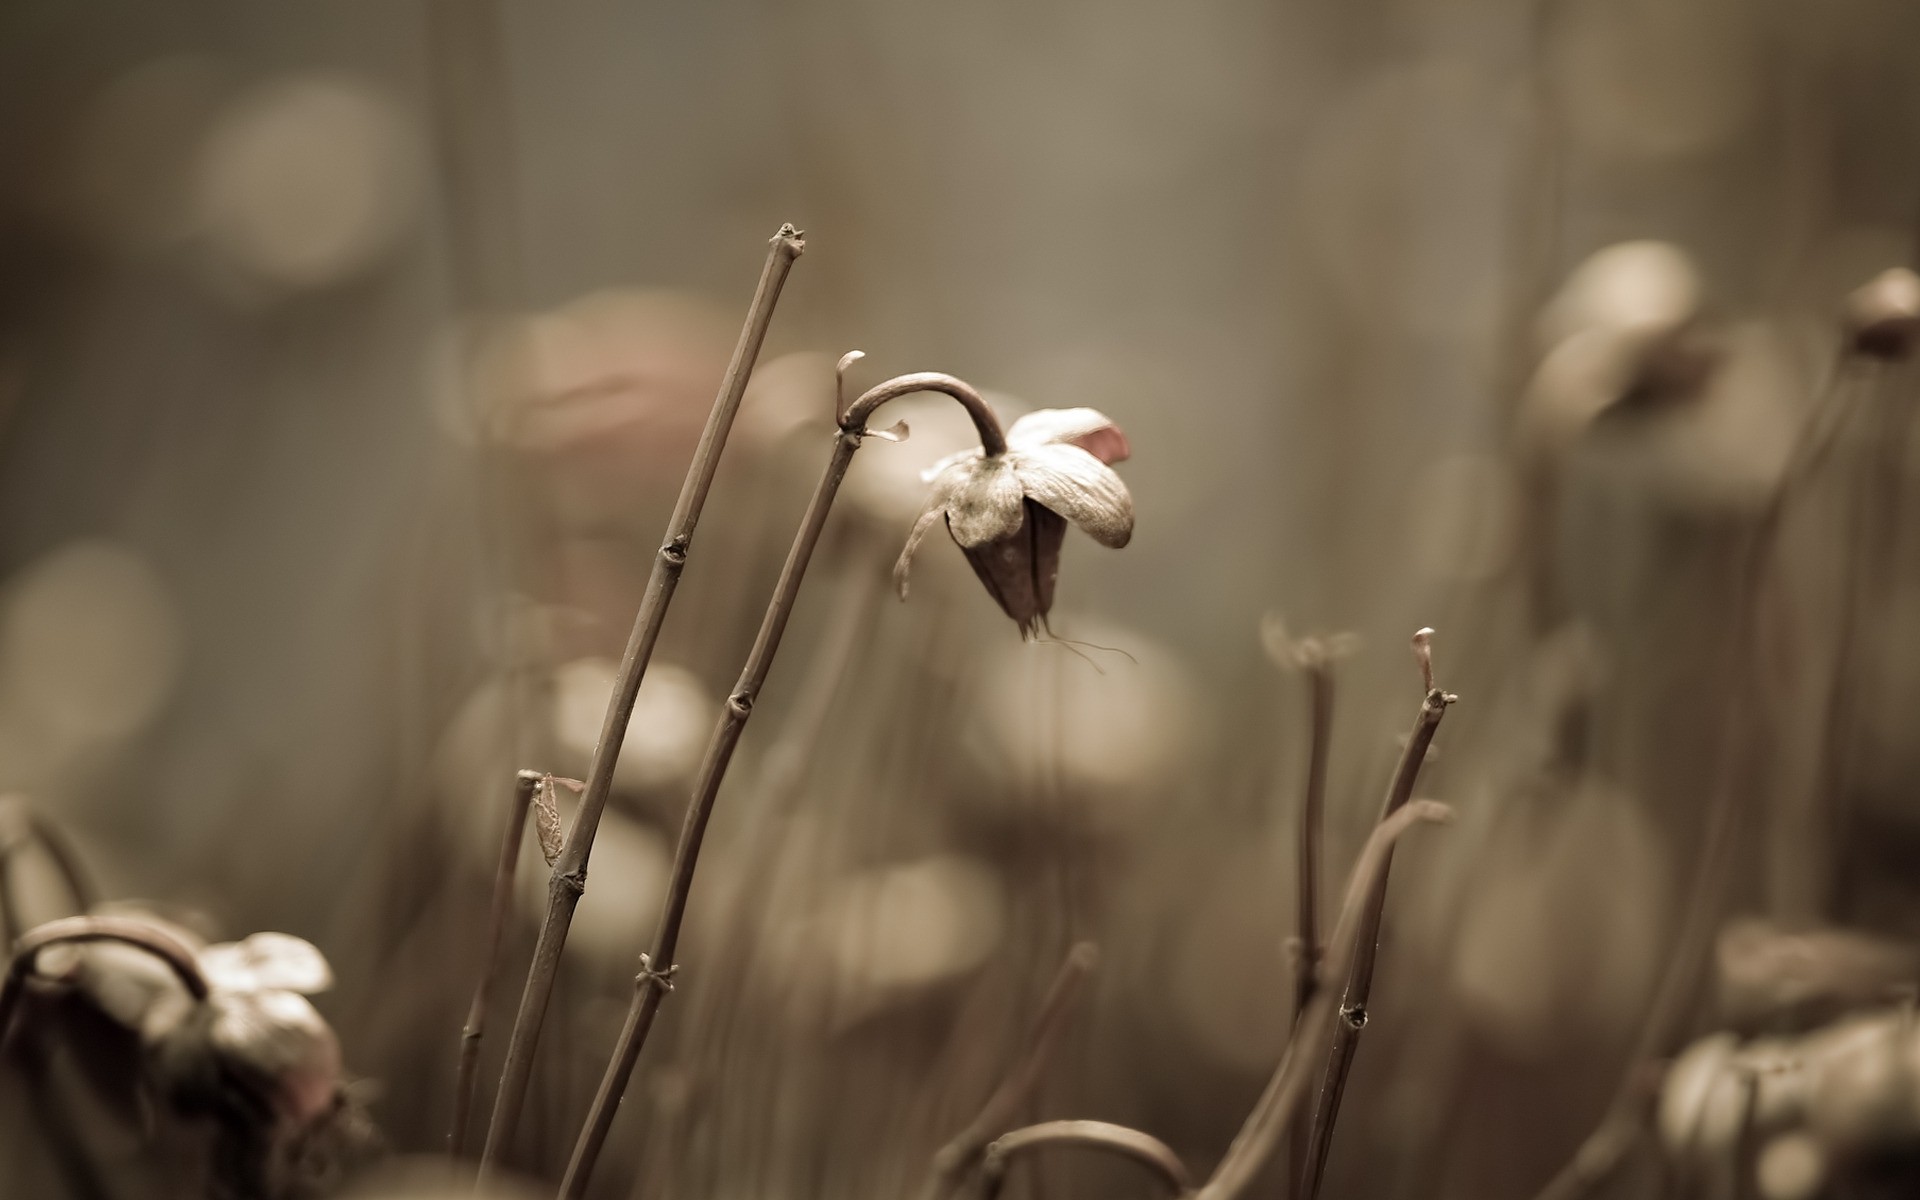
[982,1120,1192,1199]
[1529,350,1875,1200]
[0,797,98,946]
[1296,630,1456,1199]
[477,224,804,1175]
[557,370,1008,1198]
[449,769,544,1159]
[918,941,1100,1200]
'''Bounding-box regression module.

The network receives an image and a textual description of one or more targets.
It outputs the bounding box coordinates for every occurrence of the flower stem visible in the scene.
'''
[1296,634,1454,1200]
[982,1120,1192,1199]
[0,916,208,1047]
[449,768,543,1160]
[918,942,1100,1200]
[476,224,803,1175]
[0,797,97,946]
[1289,657,1334,1199]
[1195,800,1453,1200]
[557,370,1003,1199]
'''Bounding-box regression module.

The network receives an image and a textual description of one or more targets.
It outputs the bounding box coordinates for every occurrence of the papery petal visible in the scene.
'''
[961,524,1041,638]
[920,446,983,484]
[943,456,1027,548]
[201,933,335,995]
[1008,407,1131,464]
[1013,444,1134,548]
[893,502,945,600]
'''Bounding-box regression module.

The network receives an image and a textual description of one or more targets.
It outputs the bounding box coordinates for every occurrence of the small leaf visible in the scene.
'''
[534,776,564,866]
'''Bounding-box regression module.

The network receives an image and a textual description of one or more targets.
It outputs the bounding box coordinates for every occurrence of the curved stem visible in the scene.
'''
[983,1120,1193,1198]
[0,797,100,946]
[843,371,1007,457]
[0,916,208,1049]
[478,224,804,1176]
[920,942,1100,1200]
[450,769,543,1160]
[1196,800,1453,1200]
[558,370,1005,1199]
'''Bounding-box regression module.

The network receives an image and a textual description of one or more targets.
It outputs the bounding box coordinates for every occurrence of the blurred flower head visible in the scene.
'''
[894,408,1134,638]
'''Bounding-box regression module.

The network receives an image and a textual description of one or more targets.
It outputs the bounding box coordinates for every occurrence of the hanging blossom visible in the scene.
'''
[894,407,1134,637]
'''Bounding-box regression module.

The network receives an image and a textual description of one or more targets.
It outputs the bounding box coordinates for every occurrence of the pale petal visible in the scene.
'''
[1007,407,1131,464]
[1013,444,1134,548]
[893,502,945,600]
[943,457,1027,548]
[920,446,982,483]
[200,933,334,995]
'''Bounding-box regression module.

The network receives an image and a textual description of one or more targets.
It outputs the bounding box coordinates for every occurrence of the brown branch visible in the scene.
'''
[1289,650,1335,1199]
[918,942,1100,1200]
[1529,349,1872,1200]
[0,916,208,1049]
[449,769,543,1159]
[1196,799,1454,1200]
[1296,631,1455,1200]
[477,223,804,1175]
[557,371,1009,1199]
[982,1120,1193,1199]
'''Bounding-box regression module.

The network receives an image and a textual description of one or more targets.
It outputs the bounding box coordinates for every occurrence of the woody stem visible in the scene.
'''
[557,371,1002,1199]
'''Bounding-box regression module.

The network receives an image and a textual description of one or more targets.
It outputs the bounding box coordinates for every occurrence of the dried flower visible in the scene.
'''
[1843,267,1920,360]
[894,407,1133,637]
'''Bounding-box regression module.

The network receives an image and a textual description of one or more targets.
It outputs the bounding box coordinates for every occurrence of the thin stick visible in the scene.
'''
[982,1120,1192,1199]
[0,797,99,946]
[1195,800,1454,1200]
[918,942,1101,1200]
[449,769,543,1159]
[1289,651,1334,1199]
[478,224,804,1174]
[1296,631,1455,1200]
[558,371,1008,1199]
[1529,353,1870,1200]
[0,916,208,1047]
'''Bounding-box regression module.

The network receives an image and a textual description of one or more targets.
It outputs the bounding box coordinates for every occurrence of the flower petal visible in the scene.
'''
[942,456,1027,548]
[1013,444,1134,548]
[919,446,982,484]
[1007,407,1131,464]
[892,502,945,600]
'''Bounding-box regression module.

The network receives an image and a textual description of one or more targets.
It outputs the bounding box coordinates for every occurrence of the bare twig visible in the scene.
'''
[0,796,98,946]
[919,942,1101,1200]
[1296,631,1456,1200]
[982,1120,1192,1199]
[1529,350,1872,1200]
[558,370,1009,1198]
[477,224,804,1174]
[0,916,208,1048]
[1195,799,1454,1200]
[449,769,543,1159]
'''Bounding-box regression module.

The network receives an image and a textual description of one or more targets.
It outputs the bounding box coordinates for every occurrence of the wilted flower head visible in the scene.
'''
[894,407,1133,637]
[1843,267,1920,360]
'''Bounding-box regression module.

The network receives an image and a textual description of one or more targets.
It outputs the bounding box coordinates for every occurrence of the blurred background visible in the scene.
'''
[3,1,1920,1197]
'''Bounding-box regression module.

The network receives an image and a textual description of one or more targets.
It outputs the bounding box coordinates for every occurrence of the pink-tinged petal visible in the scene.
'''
[892,502,945,600]
[943,456,1027,548]
[1013,443,1134,548]
[1007,407,1131,464]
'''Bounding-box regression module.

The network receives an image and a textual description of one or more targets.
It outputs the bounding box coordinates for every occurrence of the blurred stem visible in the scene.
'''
[919,942,1100,1200]
[1529,353,1870,1200]
[1196,800,1454,1200]
[558,371,1007,1199]
[982,1120,1192,1199]
[0,798,97,946]
[1288,656,1334,1199]
[477,224,804,1176]
[1296,636,1455,1200]
[449,769,542,1160]
[0,916,207,1047]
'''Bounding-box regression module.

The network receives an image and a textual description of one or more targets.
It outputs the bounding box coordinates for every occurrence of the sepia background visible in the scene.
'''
[3,1,1920,1197]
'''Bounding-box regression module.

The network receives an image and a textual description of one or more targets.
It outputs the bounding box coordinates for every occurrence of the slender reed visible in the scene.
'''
[449,769,543,1159]
[1296,630,1455,1200]
[1194,799,1454,1200]
[478,224,804,1173]
[982,1120,1192,1199]
[557,370,1008,1198]
[0,915,208,1045]
[1529,351,1874,1200]
[919,942,1101,1200]
[1286,641,1337,1200]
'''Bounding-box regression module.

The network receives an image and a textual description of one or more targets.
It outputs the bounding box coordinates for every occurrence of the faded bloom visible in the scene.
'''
[894,407,1133,637]
[1843,267,1920,360]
